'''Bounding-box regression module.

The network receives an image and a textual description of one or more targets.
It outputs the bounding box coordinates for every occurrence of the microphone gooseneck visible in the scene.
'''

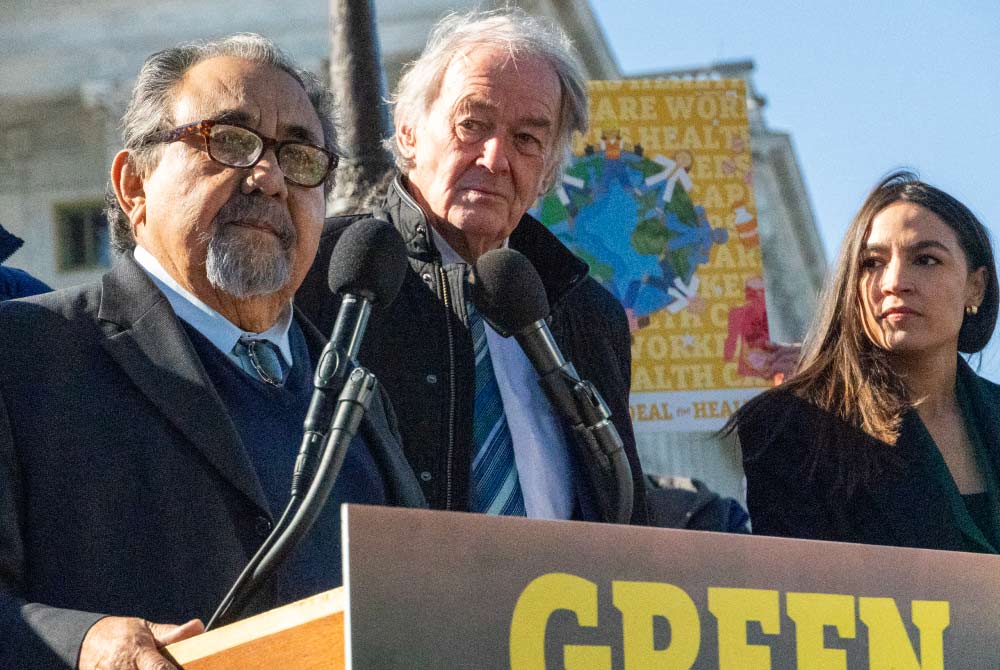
[472,248,634,525]
[207,219,406,630]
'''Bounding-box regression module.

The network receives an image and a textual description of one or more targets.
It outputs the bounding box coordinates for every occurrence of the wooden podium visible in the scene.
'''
[167,588,346,669]
[166,505,1000,669]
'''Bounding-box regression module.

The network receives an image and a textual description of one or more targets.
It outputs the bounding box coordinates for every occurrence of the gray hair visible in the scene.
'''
[105,33,339,254]
[388,8,588,192]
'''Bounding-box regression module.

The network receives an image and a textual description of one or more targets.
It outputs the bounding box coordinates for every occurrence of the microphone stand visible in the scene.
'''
[206,365,377,629]
[517,321,634,525]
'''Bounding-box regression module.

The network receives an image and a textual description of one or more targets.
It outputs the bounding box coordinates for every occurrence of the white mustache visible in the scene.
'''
[211,194,296,249]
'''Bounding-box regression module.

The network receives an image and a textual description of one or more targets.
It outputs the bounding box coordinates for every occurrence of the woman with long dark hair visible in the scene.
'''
[728,170,999,552]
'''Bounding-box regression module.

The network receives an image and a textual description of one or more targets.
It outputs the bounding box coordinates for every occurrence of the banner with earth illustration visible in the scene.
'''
[530,79,774,432]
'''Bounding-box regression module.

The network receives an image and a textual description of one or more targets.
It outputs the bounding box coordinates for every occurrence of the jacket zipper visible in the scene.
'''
[438,264,457,510]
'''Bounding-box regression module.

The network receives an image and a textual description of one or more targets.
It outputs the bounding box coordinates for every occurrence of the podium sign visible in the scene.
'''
[344,505,999,669]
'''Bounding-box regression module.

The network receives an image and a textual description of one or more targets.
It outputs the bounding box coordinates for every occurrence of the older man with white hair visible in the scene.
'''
[298,9,647,524]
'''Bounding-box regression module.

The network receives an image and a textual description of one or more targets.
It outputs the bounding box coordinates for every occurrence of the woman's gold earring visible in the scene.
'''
[966,304,979,316]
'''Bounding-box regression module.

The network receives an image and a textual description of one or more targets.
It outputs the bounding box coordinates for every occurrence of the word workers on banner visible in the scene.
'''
[530,79,773,432]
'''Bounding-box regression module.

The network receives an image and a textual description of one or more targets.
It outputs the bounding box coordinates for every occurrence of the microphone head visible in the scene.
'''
[327,218,407,307]
[471,248,550,337]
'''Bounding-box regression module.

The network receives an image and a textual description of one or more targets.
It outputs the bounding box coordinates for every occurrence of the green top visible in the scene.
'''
[914,367,1000,554]
[962,492,994,547]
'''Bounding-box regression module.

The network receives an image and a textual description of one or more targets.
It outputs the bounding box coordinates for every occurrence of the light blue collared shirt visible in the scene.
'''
[431,228,575,520]
[133,245,294,368]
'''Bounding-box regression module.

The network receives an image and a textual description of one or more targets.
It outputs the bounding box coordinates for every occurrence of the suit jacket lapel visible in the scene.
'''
[869,411,969,551]
[958,359,1000,476]
[97,254,269,513]
[957,359,1000,549]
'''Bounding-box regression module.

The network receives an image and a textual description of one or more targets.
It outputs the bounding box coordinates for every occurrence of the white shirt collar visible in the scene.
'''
[133,245,294,366]
[429,225,508,267]
[427,227,573,519]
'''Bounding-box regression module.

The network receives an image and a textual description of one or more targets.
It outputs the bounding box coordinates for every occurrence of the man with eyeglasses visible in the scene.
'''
[0,35,424,670]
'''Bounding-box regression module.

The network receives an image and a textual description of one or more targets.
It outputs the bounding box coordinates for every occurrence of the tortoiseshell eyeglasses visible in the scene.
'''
[146,119,338,188]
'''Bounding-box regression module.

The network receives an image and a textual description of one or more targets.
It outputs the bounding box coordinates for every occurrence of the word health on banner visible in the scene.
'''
[530,78,776,432]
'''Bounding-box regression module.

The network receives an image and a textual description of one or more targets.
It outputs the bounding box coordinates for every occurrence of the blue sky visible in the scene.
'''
[590,0,1000,380]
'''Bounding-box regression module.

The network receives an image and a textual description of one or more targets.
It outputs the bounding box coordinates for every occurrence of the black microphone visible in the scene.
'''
[471,248,634,524]
[292,218,408,495]
[207,218,407,630]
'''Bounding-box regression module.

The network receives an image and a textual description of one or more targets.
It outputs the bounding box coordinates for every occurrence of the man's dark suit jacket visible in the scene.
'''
[0,254,426,670]
[739,359,1000,553]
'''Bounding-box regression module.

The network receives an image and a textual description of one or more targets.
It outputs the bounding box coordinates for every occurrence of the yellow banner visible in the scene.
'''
[532,79,772,431]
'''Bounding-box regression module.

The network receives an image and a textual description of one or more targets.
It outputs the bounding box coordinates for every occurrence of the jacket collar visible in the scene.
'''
[384,174,589,310]
[956,355,1000,463]
[871,411,971,551]
[956,356,1000,548]
[871,357,1000,553]
[97,252,270,513]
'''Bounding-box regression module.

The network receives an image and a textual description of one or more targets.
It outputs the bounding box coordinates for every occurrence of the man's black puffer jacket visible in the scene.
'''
[296,176,648,524]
